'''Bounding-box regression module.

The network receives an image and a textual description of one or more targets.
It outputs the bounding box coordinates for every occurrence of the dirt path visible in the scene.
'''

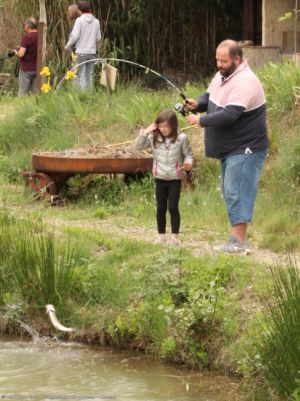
[3,187,298,265]
[42,214,296,265]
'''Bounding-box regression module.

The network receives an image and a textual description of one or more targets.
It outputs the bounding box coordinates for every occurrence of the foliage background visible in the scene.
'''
[0,0,244,77]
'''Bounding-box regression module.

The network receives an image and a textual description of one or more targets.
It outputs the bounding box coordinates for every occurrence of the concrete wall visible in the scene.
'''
[242,46,282,70]
[262,0,297,52]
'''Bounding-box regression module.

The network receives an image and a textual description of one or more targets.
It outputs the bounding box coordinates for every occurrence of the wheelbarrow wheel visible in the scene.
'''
[23,172,58,196]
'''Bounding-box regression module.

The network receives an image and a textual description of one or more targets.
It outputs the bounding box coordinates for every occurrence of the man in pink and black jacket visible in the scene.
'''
[187,39,269,254]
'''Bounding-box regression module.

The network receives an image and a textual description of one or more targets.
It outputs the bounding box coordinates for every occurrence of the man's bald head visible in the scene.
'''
[217,39,243,61]
[216,39,243,78]
[25,17,38,30]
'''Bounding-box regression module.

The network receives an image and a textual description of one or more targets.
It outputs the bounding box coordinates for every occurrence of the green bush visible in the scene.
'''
[260,61,300,120]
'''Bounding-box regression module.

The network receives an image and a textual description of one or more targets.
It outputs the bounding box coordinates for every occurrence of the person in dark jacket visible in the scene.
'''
[186,39,269,254]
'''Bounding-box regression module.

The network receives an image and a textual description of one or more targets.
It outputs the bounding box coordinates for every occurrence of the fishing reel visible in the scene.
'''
[175,101,190,116]
[174,92,196,116]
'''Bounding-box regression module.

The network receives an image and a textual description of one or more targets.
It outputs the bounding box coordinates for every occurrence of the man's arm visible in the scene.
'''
[199,105,245,127]
[186,92,209,113]
[14,47,26,58]
[65,19,81,51]
[15,34,28,58]
[96,20,101,49]
[196,92,209,113]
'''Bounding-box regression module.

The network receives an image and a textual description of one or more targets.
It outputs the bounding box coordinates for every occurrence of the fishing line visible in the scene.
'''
[56,57,187,99]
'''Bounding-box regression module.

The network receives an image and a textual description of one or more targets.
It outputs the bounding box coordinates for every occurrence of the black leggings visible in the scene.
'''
[155,179,181,234]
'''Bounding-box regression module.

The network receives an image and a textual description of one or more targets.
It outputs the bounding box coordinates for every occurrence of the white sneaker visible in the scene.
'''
[155,235,167,245]
[214,235,250,255]
[168,236,180,247]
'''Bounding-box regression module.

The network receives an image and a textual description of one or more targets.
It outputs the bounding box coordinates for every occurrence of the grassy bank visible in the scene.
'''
[0,61,299,400]
[0,210,256,372]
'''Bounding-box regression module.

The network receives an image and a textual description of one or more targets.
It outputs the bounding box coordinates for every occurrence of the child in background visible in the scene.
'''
[136,109,193,245]
[67,4,81,60]
[68,4,81,21]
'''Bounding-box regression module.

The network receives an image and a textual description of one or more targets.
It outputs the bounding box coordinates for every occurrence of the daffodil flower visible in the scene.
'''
[41,82,52,93]
[40,66,51,77]
[65,70,77,80]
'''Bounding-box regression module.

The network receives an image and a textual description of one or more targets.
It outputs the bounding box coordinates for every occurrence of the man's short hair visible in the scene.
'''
[218,39,243,60]
[77,1,91,12]
[25,17,38,30]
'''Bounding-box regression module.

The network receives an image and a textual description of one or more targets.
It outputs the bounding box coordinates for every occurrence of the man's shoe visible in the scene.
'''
[214,235,250,255]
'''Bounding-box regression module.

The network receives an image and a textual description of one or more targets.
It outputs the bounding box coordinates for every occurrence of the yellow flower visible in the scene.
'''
[40,66,51,77]
[65,70,77,80]
[41,82,52,93]
[71,52,77,62]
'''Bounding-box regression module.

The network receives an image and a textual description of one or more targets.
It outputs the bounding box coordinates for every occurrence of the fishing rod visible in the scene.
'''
[56,57,187,100]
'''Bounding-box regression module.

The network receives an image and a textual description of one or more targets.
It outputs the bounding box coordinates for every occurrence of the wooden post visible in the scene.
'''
[294,0,298,63]
[36,0,47,91]
[36,22,44,91]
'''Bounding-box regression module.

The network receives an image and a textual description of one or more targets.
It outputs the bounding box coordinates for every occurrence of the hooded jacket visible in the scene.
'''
[65,13,101,54]
[136,130,193,180]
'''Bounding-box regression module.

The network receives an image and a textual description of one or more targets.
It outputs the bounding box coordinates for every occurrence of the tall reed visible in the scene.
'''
[253,258,300,399]
[0,213,15,304]
[11,221,78,309]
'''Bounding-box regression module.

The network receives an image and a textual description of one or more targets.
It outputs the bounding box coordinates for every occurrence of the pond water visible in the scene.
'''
[0,335,242,401]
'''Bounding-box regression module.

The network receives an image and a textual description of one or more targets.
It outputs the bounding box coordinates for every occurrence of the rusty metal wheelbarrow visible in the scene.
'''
[22,152,153,196]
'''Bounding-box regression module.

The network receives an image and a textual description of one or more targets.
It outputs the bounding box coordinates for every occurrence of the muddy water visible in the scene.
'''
[0,336,242,401]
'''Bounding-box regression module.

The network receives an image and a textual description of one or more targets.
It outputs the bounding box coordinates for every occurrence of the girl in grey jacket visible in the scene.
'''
[136,109,193,245]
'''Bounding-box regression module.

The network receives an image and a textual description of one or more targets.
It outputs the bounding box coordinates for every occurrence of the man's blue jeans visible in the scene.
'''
[221,150,267,226]
[75,54,97,90]
[18,70,37,96]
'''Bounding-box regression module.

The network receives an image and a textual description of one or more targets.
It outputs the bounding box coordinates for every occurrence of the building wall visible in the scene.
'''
[262,0,297,52]
[243,46,281,70]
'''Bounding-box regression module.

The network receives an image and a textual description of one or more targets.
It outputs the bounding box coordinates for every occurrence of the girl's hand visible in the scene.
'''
[181,163,191,172]
[143,123,157,135]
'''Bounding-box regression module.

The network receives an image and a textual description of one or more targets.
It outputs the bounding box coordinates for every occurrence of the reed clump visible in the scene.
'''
[248,258,300,400]
[0,213,79,311]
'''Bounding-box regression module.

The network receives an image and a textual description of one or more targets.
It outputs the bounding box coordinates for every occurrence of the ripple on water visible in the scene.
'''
[0,338,242,401]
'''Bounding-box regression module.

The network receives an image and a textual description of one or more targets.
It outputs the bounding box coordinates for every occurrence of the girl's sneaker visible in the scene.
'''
[155,235,167,245]
[168,235,180,247]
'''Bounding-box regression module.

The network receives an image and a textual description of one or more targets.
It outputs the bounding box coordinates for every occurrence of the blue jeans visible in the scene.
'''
[221,150,267,226]
[18,70,37,96]
[75,54,96,90]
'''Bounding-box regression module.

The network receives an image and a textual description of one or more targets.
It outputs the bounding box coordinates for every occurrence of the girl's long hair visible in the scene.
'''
[153,109,179,148]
